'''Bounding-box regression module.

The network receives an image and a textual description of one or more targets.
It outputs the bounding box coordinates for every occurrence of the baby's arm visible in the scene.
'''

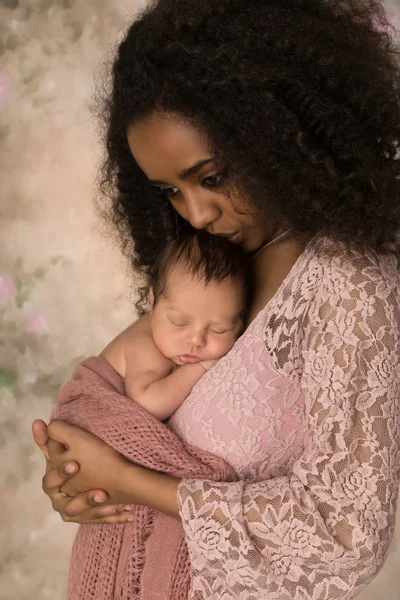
[125,335,210,421]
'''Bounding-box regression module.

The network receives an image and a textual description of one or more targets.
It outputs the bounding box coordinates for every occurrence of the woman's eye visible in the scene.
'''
[165,187,179,198]
[203,173,222,188]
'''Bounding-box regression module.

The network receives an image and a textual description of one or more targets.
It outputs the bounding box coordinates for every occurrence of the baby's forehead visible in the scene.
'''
[166,264,243,289]
[159,266,245,316]
[164,275,242,300]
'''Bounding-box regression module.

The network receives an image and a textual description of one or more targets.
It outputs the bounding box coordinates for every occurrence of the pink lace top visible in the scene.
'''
[169,235,400,600]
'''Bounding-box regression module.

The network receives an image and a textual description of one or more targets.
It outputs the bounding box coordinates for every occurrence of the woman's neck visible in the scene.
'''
[247,234,310,323]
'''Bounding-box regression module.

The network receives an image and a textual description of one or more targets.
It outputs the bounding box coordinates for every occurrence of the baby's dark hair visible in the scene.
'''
[138,230,250,315]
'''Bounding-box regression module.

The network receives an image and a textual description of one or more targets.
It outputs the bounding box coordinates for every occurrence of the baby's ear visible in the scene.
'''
[148,286,155,311]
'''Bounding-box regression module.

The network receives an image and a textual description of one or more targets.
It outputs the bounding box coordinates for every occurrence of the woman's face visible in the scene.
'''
[127,112,273,252]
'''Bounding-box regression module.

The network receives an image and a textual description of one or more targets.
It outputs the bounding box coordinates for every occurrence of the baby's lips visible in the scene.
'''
[177,354,201,364]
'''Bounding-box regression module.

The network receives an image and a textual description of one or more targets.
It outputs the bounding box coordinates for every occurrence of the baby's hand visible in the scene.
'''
[200,359,219,372]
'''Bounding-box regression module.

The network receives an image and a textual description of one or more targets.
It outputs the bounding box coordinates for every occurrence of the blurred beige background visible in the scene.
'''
[0,1,399,599]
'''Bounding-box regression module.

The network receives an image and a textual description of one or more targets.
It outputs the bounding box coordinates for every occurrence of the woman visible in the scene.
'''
[33,0,400,598]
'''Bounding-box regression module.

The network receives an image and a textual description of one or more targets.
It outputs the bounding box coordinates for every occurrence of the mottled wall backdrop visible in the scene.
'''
[0,1,399,599]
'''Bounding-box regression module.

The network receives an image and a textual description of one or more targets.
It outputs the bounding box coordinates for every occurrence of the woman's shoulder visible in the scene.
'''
[262,234,399,326]
[303,235,400,302]
[295,236,400,357]
[260,235,400,377]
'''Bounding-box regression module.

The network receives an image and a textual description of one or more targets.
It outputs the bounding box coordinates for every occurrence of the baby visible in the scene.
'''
[101,231,249,420]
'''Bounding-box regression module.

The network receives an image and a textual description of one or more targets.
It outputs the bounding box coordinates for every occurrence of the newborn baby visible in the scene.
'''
[101,231,249,420]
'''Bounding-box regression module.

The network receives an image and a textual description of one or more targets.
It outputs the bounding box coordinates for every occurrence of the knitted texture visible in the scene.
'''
[52,357,238,600]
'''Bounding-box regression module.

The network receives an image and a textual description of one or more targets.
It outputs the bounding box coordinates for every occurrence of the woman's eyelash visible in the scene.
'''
[158,172,223,198]
[165,187,179,198]
[203,173,223,187]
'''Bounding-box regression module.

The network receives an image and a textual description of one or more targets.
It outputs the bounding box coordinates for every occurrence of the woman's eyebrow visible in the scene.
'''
[149,158,215,185]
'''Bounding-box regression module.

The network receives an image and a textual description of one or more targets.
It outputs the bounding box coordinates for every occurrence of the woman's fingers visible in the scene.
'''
[50,491,132,524]
[32,419,50,460]
[59,490,109,518]
[63,508,134,524]
[82,512,134,525]
[34,419,129,524]
[47,419,82,445]
[76,503,135,524]
[42,461,80,494]
[47,437,68,462]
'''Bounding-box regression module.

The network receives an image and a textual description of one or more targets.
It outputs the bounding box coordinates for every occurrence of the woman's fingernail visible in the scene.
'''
[93,494,103,503]
[65,463,76,474]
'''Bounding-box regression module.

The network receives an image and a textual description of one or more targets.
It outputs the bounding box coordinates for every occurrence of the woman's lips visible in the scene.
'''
[226,232,243,244]
[212,230,243,245]
[178,354,201,364]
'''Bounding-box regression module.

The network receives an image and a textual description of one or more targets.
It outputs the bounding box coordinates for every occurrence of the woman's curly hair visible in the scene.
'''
[96,0,400,277]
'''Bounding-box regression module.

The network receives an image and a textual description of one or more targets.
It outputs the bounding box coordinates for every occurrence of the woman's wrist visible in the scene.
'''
[120,461,181,520]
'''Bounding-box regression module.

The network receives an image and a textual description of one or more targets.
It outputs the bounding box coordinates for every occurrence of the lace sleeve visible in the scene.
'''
[177,281,400,600]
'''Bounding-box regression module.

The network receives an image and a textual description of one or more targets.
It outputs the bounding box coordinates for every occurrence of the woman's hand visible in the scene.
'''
[32,419,134,524]
[45,420,137,502]
[33,419,181,519]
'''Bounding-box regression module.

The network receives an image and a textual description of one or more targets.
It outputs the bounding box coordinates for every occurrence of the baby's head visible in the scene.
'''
[147,231,250,366]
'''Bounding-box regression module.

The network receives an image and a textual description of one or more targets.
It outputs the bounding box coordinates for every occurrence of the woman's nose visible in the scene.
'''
[185,192,219,230]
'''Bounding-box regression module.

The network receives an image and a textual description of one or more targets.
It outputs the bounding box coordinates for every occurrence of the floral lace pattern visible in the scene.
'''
[171,236,400,599]
[169,311,307,482]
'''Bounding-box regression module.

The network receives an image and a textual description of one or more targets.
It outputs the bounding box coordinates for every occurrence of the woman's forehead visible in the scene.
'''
[127,113,212,178]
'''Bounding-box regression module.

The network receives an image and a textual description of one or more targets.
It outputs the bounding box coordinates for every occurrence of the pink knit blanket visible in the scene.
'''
[52,356,237,600]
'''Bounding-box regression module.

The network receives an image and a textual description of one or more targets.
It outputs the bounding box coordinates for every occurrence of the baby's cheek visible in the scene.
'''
[216,335,236,357]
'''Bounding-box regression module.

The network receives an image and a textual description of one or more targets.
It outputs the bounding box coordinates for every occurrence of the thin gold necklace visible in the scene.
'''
[250,229,292,261]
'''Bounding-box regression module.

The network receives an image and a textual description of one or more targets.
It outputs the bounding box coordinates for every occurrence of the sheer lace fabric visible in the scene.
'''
[169,236,400,599]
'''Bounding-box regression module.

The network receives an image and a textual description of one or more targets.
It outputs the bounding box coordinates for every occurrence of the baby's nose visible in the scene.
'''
[190,330,207,349]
